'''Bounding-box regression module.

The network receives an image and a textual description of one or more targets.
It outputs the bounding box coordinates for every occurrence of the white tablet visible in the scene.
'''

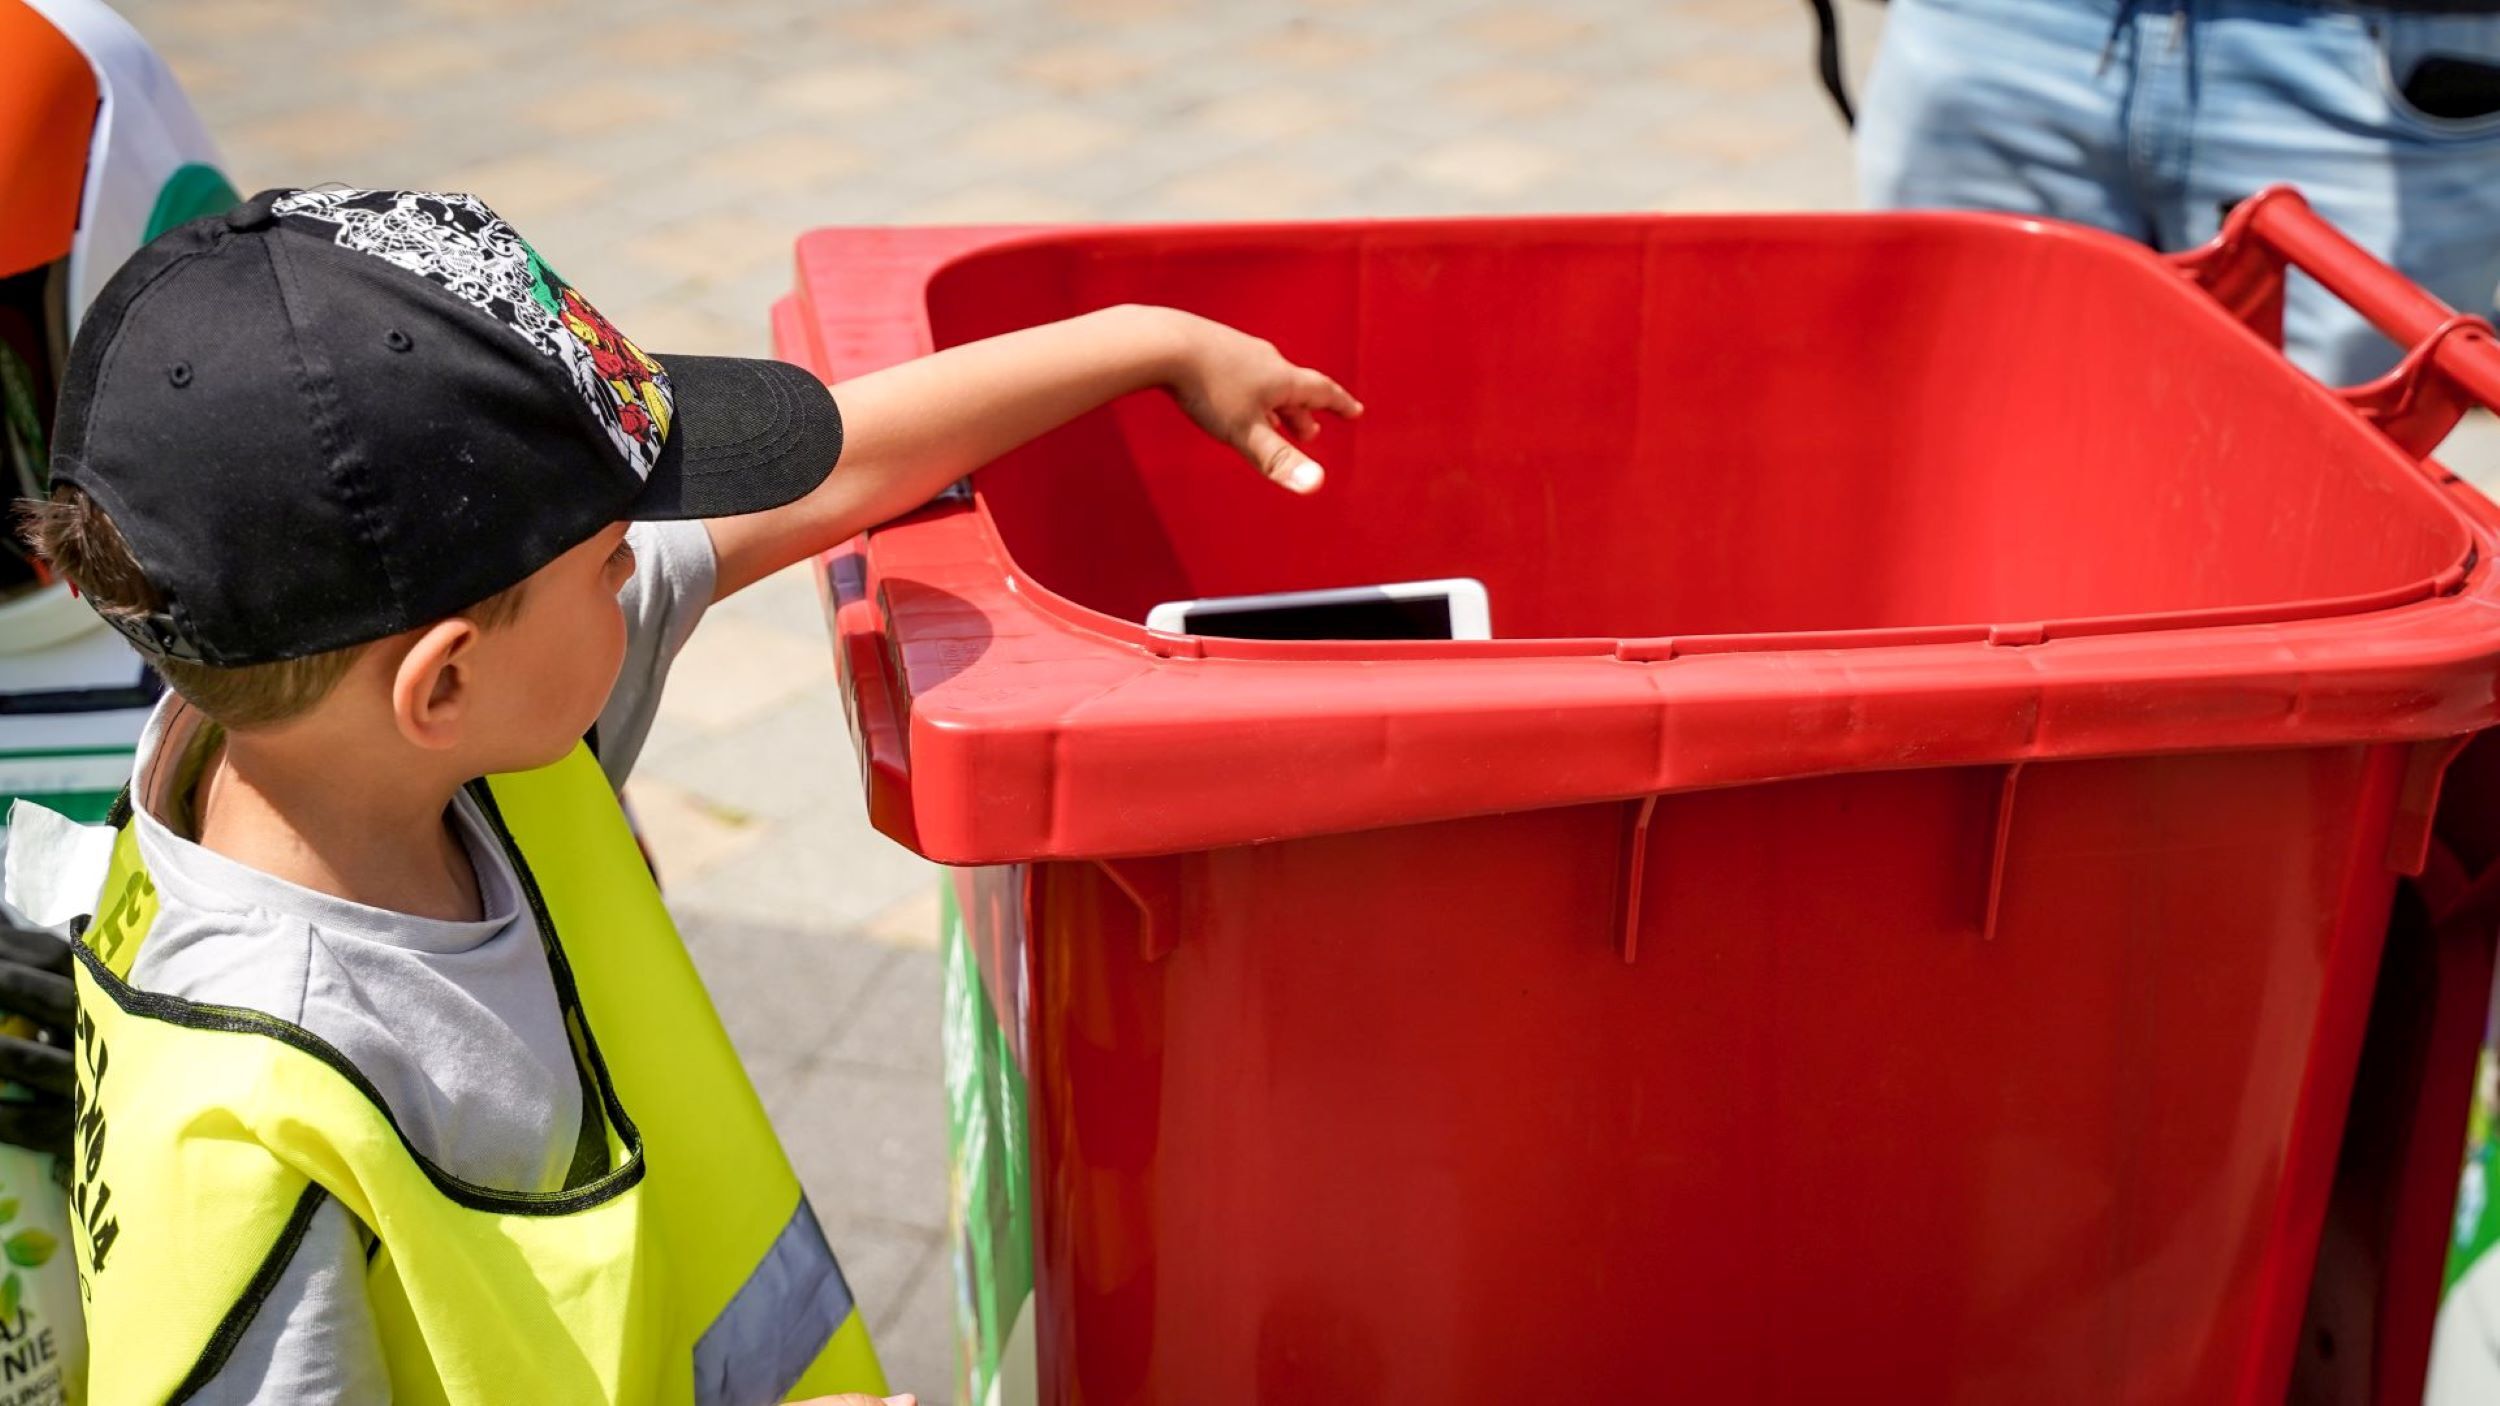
[1145,578,1491,642]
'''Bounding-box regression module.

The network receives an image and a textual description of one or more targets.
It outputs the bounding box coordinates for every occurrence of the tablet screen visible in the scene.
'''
[1181,592,1456,641]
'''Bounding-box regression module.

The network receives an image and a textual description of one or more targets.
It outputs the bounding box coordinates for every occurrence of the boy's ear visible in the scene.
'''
[391,618,481,751]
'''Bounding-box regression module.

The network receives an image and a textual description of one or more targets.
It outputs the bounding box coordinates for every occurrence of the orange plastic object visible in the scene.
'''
[775,189,2500,1402]
[0,2,97,279]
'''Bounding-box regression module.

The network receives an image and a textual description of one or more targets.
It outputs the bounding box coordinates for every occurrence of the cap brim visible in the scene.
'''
[627,354,842,521]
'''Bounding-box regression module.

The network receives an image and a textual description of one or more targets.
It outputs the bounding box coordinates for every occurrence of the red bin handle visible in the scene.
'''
[2174,186,2500,456]
[824,542,922,851]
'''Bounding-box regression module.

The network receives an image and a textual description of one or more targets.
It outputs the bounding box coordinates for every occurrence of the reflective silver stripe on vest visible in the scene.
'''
[694,1196,853,1406]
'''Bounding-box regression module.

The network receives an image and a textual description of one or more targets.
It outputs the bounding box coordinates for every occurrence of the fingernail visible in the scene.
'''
[1287,461,1324,493]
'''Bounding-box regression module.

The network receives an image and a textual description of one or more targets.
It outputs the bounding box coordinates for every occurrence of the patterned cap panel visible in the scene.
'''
[268,188,671,478]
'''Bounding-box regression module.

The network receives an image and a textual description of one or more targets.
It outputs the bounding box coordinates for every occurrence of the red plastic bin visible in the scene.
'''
[773,190,2500,1404]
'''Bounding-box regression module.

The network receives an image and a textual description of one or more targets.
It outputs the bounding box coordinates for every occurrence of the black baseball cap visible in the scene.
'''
[46,187,843,666]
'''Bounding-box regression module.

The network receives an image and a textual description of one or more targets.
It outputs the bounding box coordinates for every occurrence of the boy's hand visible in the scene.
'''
[1162,313,1362,495]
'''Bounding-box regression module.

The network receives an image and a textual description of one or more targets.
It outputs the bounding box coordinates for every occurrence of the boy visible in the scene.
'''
[16,187,1356,1404]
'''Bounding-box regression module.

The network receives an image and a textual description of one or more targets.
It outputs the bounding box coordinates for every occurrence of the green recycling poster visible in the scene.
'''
[942,873,1038,1406]
[2451,1044,2497,1292]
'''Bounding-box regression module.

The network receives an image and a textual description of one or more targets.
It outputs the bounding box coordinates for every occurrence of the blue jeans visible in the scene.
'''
[1860,0,2500,385]
[1867,7,2500,1397]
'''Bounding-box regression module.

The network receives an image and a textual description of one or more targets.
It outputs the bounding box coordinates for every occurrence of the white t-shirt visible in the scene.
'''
[120,519,715,1403]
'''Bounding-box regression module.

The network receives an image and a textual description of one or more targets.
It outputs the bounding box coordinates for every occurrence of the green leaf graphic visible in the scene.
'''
[4,1271,23,1321]
[0,1198,21,1224]
[5,1230,54,1268]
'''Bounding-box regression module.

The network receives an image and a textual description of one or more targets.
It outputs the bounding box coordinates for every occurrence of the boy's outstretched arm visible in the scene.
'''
[705,304,1360,600]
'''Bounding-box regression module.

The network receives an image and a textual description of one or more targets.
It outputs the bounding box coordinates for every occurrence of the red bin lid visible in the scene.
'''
[775,197,2500,864]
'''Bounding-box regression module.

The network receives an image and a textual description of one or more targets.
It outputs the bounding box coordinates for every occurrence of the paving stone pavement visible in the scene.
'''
[105,1,2500,1399]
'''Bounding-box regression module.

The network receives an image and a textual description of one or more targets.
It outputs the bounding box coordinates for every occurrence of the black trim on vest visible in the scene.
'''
[560,1010,613,1190]
[69,776,648,1215]
[466,780,639,1184]
[166,1182,330,1405]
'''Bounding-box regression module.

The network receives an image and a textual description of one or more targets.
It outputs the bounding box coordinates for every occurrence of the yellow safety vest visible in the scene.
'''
[66,744,886,1404]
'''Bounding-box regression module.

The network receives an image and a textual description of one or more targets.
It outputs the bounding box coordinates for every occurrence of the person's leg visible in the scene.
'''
[1858,0,2153,238]
[2170,2,2500,384]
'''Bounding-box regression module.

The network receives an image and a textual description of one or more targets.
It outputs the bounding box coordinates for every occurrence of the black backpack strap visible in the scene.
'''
[1810,0,1858,128]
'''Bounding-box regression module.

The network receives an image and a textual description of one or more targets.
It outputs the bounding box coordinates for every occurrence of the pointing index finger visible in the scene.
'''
[1298,370,1362,419]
